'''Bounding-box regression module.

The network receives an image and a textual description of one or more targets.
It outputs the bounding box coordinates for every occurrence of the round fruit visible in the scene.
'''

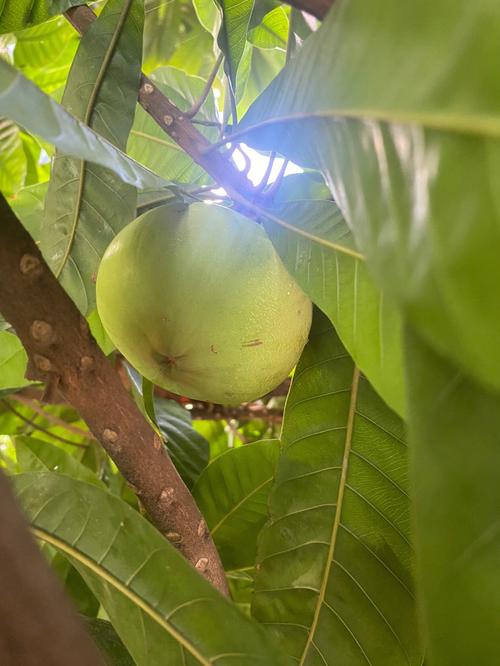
[96,202,312,404]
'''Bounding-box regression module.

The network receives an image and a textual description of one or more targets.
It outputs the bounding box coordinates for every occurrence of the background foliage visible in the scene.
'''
[0,0,497,664]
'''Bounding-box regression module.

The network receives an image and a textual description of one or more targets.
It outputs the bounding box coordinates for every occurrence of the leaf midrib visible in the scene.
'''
[299,366,361,665]
[54,0,132,279]
[32,527,211,666]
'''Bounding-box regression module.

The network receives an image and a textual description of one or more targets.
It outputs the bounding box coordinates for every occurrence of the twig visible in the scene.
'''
[261,156,289,201]
[11,394,96,441]
[1,399,89,448]
[184,52,223,119]
[64,6,255,203]
[255,151,277,193]
[0,195,228,595]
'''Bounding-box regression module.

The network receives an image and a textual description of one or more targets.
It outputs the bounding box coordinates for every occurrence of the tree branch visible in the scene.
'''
[64,6,254,203]
[280,0,332,20]
[0,195,228,595]
[0,469,106,665]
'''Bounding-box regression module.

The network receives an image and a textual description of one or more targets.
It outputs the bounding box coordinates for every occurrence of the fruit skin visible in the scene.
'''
[96,202,312,404]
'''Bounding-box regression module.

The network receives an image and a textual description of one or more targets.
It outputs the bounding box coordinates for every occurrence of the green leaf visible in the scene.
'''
[0,330,30,390]
[252,310,421,664]
[193,439,280,570]
[155,397,210,488]
[15,435,104,487]
[41,0,143,314]
[127,67,216,184]
[87,309,115,356]
[143,0,182,72]
[264,198,405,415]
[9,181,48,239]
[13,15,79,93]
[84,618,135,666]
[405,326,500,665]
[0,116,26,194]
[0,0,83,33]
[193,0,221,37]
[215,0,254,90]
[241,0,500,394]
[15,472,293,666]
[248,6,288,50]
[0,59,168,190]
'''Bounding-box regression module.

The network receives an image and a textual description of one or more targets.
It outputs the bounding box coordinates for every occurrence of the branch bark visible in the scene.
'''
[0,195,228,595]
[0,469,106,665]
[281,0,332,20]
[64,6,254,203]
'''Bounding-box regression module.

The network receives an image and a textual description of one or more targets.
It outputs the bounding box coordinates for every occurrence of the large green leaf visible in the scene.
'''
[252,310,421,664]
[248,6,288,50]
[15,435,104,487]
[264,198,405,415]
[84,618,135,666]
[0,116,26,194]
[15,472,293,666]
[241,0,500,394]
[13,15,79,93]
[143,0,182,72]
[405,327,500,665]
[128,67,216,184]
[0,330,30,390]
[41,0,142,314]
[193,439,280,571]
[0,59,168,190]
[215,0,254,91]
[154,397,210,488]
[0,0,84,33]
[9,181,48,239]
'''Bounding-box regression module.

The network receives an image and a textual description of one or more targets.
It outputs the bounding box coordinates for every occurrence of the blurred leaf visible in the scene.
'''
[215,0,254,90]
[237,43,285,117]
[84,618,135,666]
[9,181,48,239]
[406,326,500,665]
[155,397,210,488]
[0,116,26,194]
[0,331,30,390]
[87,309,116,356]
[167,22,215,77]
[0,0,83,33]
[248,6,288,50]
[193,419,229,459]
[15,435,104,487]
[252,310,421,664]
[41,0,143,314]
[193,439,280,570]
[13,15,79,93]
[227,569,254,616]
[193,0,221,36]
[127,66,217,184]
[0,59,169,189]
[15,472,294,666]
[143,0,182,71]
[241,0,500,394]
[264,198,405,415]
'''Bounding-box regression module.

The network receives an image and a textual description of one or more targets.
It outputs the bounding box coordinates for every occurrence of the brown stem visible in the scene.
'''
[0,195,228,595]
[10,393,96,440]
[280,0,332,20]
[1,399,89,448]
[0,469,106,665]
[185,52,223,119]
[64,6,255,202]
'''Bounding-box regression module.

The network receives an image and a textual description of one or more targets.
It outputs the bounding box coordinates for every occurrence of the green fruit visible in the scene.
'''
[96,202,312,404]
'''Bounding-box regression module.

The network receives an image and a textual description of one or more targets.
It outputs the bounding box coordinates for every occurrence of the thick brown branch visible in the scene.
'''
[0,469,106,665]
[64,5,254,202]
[280,0,332,20]
[0,196,228,595]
